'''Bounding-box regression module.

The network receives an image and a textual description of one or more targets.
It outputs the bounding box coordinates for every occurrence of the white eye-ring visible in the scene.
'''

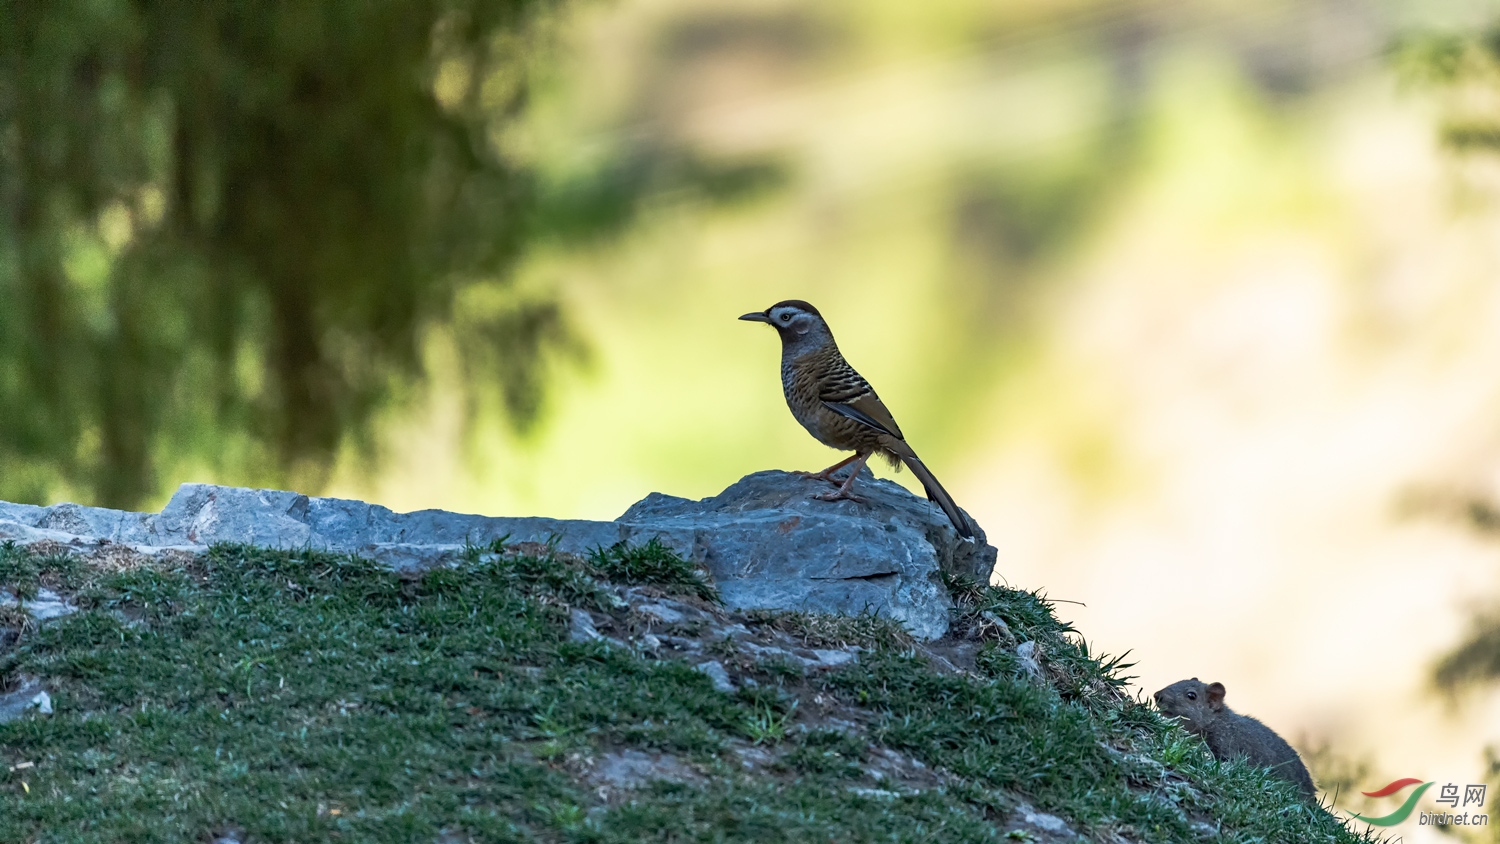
[780,312,792,322]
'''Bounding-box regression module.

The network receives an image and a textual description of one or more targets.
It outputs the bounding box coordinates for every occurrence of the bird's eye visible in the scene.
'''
[780,313,791,322]
[1186,691,1196,700]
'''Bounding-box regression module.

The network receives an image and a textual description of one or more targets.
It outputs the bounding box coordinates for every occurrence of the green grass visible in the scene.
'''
[0,542,1382,843]
[779,729,868,778]
[588,538,718,603]
[0,544,83,600]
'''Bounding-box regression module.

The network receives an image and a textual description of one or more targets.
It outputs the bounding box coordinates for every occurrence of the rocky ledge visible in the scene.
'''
[0,469,995,640]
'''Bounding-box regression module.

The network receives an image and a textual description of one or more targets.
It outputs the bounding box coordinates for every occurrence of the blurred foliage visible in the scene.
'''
[0,1,784,510]
[1435,609,1500,694]
[1399,488,1500,695]
[1395,22,1500,701]
[1395,22,1500,154]
[1299,741,1371,807]
[0,1,560,508]
[532,151,788,246]
[1483,747,1500,844]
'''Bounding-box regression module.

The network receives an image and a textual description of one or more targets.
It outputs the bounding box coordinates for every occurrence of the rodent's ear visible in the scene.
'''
[1206,682,1226,709]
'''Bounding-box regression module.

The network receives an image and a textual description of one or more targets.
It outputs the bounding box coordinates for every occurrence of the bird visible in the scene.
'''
[739,299,975,539]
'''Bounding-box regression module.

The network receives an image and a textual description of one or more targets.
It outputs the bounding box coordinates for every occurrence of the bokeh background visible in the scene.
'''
[7,0,1500,837]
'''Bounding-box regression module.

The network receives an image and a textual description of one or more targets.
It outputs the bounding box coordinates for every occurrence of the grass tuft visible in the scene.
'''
[781,729,869,778]
[0,541,84,599]
[589,537,718,602]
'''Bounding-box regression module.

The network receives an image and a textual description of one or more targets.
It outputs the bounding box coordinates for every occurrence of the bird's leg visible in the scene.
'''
[812,452,872,502]
[794,452,860,486]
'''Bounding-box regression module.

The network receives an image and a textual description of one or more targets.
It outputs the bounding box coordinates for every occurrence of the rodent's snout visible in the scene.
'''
[1151,689,1164,706]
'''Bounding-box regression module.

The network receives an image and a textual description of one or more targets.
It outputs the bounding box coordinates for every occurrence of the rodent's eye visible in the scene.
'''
[1186,691,1197,700]
[780,313,791,322]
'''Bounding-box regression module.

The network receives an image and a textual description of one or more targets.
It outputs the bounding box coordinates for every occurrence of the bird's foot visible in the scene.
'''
[794,469,843,486]
[806,453,871,501]
[812,489,866,503]
[795,454,864,486]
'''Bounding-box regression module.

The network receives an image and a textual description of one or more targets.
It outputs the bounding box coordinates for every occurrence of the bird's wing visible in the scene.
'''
[822,393,905,442]
[814,352,972,537]
[814,349,907,441]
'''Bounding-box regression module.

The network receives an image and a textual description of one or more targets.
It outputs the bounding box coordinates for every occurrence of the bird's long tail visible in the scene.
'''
[896,450,975,540]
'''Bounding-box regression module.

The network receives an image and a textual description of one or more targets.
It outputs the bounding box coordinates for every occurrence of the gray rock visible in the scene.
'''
[741,641,796,662]
[808,648,858,668]
[0,501,46,526]
[732,743,775,771]
[658,635,704,654]
[360,543,471,575]
[569,610,603,644]
[588,749,703,790]
[0,468,996,641]
[0,520,95,547]
[693,660,736,692]
[154,484,317,547]
[33,503,110,537]
[636,602,688,625]
[147,482,643,556]
[1016,803,1075,837]
[0,589,76,622]
[0,678,43,724]
[617,470,995,639]
[622,468,993,573]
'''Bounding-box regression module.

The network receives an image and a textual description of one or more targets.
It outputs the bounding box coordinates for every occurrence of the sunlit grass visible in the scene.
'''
[0,541,1383,843]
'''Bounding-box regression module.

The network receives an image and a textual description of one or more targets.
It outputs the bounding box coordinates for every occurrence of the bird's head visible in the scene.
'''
[739,300,832,352]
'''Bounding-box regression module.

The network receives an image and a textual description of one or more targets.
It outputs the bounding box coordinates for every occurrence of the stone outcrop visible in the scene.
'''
[0,469,994,640]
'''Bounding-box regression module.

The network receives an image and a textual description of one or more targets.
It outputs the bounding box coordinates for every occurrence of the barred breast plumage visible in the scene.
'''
[782,343,899,464]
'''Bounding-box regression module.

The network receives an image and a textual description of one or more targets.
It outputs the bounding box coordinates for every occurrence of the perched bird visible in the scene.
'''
[740,299,975,539]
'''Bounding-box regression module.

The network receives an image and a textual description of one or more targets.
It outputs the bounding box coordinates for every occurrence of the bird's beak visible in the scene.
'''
[738,311,771,323]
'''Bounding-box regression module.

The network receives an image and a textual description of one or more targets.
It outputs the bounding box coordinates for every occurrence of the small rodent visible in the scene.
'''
[1153,678,1316,800]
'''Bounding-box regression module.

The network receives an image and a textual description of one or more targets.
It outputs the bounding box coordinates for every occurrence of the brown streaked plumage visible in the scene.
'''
[739,300,975,539]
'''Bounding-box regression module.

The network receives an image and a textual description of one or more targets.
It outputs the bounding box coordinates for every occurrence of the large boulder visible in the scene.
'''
[619,470,994,640]
[0,470,995,640]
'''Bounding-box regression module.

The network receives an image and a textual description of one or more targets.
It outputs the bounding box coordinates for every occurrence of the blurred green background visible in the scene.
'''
[7,0,1500,836]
